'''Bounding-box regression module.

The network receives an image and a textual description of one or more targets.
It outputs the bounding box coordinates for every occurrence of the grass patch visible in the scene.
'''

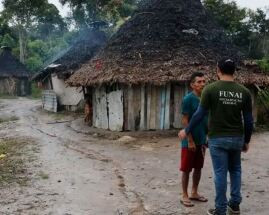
[0,116,19,124]
[0,138,30,187]
[28,82,42,99]
[0,94,18,99]
[44,110,70,121]
[38,171,49,180]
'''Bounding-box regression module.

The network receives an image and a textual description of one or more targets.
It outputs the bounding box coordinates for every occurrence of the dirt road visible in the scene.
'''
[0,98,268,215]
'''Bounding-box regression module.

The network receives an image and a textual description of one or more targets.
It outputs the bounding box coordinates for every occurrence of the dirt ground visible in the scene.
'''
[0,98,268,215]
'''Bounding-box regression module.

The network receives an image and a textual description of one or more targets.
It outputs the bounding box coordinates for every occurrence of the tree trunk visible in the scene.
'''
[19,26,25,63]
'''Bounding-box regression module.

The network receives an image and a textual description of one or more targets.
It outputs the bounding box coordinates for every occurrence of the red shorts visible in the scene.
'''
[180,145,205,172]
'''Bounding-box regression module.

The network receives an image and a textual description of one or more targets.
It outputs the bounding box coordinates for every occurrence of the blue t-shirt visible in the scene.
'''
[181,92,208,148]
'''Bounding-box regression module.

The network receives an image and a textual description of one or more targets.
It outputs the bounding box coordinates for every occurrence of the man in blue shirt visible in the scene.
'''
[179,59,253,215]
[179,72,208,207]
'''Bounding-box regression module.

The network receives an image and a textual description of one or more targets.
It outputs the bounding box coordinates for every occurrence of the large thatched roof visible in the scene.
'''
[32,29,107,81]
[67,0,269,87]
[0,47,29,78]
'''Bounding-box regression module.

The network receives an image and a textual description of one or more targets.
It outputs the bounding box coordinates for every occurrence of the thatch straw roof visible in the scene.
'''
[32,29,107,81]
[0,47,29,78]
[67,0,269,87]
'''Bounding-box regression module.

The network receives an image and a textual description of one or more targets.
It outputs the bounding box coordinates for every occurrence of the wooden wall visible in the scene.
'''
[92,86,124,131]
[91,83,260,131]
[123,83,188,131]
[92,83,189,131]
[0,78,30,96]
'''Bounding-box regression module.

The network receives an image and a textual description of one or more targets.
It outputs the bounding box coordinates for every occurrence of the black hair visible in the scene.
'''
[217,58,236,75]
[190,72,204,83]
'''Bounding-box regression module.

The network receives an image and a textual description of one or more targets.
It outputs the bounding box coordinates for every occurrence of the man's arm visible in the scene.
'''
[242,111,253,152]
[178,105,208,140]
[181,115,196,151]
[185,105,208,134]
[242,92,254,152]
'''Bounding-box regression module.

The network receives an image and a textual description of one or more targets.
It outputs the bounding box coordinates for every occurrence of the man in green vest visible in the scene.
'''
[178,58,253,215]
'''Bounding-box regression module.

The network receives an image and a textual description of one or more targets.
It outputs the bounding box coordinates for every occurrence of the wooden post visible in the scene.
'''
[149,86,157,130]
[164,83,171,129]
[146,85,152,130]
[92,88,96,127]
[155,87,161,129]
[123,86,129,131]
[160,86,166,129]
[140,85,146,130]
[128,86,135,131]
[173,85,181,128]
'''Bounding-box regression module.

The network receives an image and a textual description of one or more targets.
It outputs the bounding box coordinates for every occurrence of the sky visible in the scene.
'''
[0,0,268,17]
[48,0,269,17]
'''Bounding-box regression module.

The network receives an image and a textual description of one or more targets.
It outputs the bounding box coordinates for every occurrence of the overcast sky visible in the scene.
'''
[47,0,269,17]
[0,0,268,17]
[50,0,269,17]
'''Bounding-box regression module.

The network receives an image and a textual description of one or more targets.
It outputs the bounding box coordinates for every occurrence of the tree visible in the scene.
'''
[203,0,247,36]
[1,0,66,63]
[1,33,16,48]
[203,0,269,58]
[59,0,138,28]
[34,3,67,39]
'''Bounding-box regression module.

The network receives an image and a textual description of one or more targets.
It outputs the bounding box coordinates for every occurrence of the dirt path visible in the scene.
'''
[0,98,268,215]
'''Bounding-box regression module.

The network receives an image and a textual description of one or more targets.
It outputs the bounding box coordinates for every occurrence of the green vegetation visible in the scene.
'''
[257,87,269,127]
[203,0,269,59]
[0,0,138,74]
[29,82,42,99]
[0,116,19,123]
[0,138,29,186]
[38,171,49,180]
[0,94,18,99]
[257,58,269,73]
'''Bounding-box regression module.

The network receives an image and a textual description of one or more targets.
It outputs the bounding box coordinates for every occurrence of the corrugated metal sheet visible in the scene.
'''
[42,90,57,112]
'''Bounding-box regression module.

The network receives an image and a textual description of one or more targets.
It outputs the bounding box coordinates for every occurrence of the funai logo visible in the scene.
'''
[219,91,243,105]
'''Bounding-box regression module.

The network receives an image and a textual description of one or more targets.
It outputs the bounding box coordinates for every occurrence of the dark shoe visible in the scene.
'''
[207,208,222,215]
[228,203,240,214]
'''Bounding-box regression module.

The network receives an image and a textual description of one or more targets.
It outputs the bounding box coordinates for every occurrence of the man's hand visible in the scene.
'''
[188,141,196,152]
[242,143,249,153]
[178,129,187,140]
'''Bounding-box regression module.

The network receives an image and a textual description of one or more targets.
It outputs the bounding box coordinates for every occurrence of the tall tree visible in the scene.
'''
[59,0,138,28]
[203,0,269,58]
[1,0,66,63]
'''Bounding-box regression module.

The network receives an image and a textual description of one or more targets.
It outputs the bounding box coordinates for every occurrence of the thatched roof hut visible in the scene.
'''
[32,29,107,82]
[0,46,30,96]
[0,46,29,78]
[67,0,269,87]
[31,29,107,112]
[66,0,268,131]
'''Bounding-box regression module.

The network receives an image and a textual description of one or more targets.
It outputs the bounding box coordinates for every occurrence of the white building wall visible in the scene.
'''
[51,75,83,106]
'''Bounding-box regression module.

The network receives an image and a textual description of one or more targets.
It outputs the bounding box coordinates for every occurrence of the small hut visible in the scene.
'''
[32,29,107,111]
[0,46,30,96]
[67,0,269,131]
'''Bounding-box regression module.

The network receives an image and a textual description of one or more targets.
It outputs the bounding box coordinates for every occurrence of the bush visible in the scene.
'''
[257,58,269,73]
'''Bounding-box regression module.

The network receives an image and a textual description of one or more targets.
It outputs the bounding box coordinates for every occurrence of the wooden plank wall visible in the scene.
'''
[94,86,109,129]
[107,90,124,131]
[155,87,161,129]
[92,89,96,127]
[123,86,129,131]
[92,83,188,131]
[140,85,146,130]
[144,84,171,130]
[149,86,157,130]
[173,84,188,128]
[126,85,141,131]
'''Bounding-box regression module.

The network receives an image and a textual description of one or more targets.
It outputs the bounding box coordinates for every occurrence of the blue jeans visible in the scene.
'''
[209,137,244,215]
